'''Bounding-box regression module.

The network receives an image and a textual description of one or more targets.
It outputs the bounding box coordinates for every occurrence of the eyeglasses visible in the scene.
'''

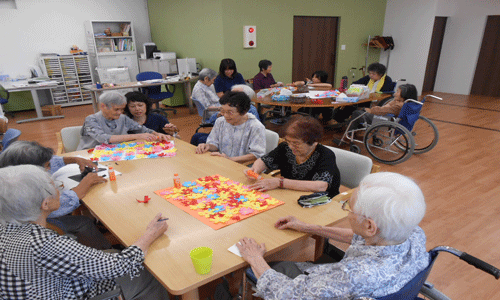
[219,109,237,116]
[340,200,354,213]
[284,138,304,148]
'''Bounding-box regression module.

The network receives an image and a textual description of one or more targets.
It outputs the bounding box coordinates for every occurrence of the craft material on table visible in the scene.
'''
[89,140,176,162]
[155,174,284,230]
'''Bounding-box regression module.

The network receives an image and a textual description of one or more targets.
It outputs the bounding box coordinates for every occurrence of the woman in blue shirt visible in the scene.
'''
[124,91,179,135]
[214,58,245,97]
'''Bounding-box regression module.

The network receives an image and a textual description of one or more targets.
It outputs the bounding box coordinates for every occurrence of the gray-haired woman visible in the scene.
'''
[191,68,220,109]
[77,91,170,150]
[0,165,170,299]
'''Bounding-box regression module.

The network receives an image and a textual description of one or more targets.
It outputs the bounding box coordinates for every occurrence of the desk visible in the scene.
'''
[82,77,199,113]
[0,80,64,123]
[67,139,347,299]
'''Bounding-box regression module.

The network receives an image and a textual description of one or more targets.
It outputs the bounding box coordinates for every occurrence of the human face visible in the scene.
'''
[263,65,272,75]
[220,104,246,126]
[224,68,235,78]
[127,101,147,118]
[100,103,126,120]
[44,185,61,212]
[368,71,383,82]
[284,136,314,158]
[312,75,321,83]
[203,76,216,87]
[394,88,402,101]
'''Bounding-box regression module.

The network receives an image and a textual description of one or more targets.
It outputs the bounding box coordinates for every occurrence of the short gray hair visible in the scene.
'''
[198,68,217,81]
[99,91,126,108]
[0,141,54,168]
[231,84,255,100]
[354,172,426,242]
[0,165,56,225]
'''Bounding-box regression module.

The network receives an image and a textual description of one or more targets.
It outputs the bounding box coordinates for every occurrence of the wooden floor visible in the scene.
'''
[6,92,500,299]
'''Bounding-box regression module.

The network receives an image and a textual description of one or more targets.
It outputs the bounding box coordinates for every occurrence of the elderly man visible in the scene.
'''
[77,91,170,150]
[238,172,429,299]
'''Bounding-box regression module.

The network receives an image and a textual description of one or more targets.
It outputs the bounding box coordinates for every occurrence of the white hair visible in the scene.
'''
[231,84,256,100]
[0,165,55,225]
[99,91,126,108]
[198,68,217,81]
[354,172,426,242]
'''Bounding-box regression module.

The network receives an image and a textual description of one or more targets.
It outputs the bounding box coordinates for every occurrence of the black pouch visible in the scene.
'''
[297,192,331,208]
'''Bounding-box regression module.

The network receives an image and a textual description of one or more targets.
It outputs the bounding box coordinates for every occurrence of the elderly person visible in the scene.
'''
[124,91,179,135]
[0,140,111,249]
[214,58,246,98]
[252,59,283,91]
[0,165,170,299]
[77,91,170,150]
[191,68,220,109]
[245,115,340,197]
[237,172,429,299]
[195,91,265,163]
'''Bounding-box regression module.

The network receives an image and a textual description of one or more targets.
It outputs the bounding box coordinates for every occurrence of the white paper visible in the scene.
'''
[52,157,121,190]
[228,242,242,257]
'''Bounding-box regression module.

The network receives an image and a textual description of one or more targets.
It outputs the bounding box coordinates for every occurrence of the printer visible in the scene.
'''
[153,52,176,60]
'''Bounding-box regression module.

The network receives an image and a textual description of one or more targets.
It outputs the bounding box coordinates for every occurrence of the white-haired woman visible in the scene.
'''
[237,172,429,299]
[0,165,170,299]
[77,91,170,150]
[191,68,220,109]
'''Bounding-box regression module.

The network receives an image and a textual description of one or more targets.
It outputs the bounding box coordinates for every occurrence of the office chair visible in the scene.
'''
[0,88,14,118]
[1,128,21,152]
[136,72,177,116]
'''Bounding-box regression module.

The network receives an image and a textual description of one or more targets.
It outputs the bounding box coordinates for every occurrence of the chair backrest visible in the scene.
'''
[60,126,82,153]
[265,129,279,155]
[324,145,373,189]
[397,99,424,132]
[136,71,163,94]
[1,128,21,151]
[191,97,214,124]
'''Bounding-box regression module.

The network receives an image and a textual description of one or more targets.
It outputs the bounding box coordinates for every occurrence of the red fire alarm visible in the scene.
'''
[243,26,256,48]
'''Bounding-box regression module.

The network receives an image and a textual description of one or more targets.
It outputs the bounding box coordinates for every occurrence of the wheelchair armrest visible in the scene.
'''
[164,83,177,94]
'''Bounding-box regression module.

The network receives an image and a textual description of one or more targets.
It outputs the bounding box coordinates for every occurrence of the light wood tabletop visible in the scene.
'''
[67,139,347,299]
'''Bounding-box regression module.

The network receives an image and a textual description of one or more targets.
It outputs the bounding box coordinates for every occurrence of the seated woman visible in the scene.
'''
[124,91,179,135]
[214,58,246,98]
[77,91,170,150]
[290,70,333,90]
[0,165,170,299]
[347,83,418,132]
[237,172,429,299]
[245,115,340,197]
[195,91,265,163]
[191,68,221,109]
[252,59,283,91]
[0,140,110,249]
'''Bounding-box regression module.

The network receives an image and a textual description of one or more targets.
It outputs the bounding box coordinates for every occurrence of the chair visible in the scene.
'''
[1,128,21,151]
[0,88,14,118]
[56,126,82,155]
[136,72,177,116]
[89,285,125,300]
[192,97,219,124]
[265,129,279,155]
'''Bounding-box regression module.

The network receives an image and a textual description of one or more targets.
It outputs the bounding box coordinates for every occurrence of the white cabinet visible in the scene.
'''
[40,55,94,106]
[84,20,139,83]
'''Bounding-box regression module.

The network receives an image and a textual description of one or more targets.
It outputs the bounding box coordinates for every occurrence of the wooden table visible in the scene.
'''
[82,76,199,113]
[68,139,347,299]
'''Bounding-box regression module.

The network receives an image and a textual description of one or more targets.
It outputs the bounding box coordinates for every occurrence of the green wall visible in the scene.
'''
[149,0,386,88]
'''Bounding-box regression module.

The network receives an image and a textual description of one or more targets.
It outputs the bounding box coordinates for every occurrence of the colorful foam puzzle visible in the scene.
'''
[155,174,285,230]
[90,141,176,162]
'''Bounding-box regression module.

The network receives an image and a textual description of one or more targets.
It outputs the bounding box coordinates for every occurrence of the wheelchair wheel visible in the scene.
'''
[364,121,415,165]
[410,116,439,154]
[349,144,361,153]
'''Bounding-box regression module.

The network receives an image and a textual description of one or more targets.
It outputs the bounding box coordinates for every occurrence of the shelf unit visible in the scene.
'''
[40,55,94,106]
[84,20,139,83]
[365,35,392,73]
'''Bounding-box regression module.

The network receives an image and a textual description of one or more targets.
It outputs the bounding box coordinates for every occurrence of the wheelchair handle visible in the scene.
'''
[460,252,500,279]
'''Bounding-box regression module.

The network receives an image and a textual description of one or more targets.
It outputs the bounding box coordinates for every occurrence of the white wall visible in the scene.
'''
[380,0,438,94]
[0,0,151,79]
[433,0,500,95]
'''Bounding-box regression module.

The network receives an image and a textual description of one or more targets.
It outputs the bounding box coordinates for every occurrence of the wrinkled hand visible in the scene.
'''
[248,178,279,192]
[80,172,107,187]
[274,215,307,232]
[210,152,228,159]
[145,213,169,241]
[74,157,97,172]
[195,143,210,154]
[153,132,171,141]
[236,237,266,262]
[137,133,158,142]
[163,123,179,136]
[243,168,261,181]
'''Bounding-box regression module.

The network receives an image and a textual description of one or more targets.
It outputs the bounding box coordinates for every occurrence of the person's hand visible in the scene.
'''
[163,123,179,136]
[195,143,210,154]
[72,172,107,199]
[248,178,279,192]
[144,213,169,241]
[210,152,228,159]
[74,157,97,172]
[274,216,307,232]
[364,108,372,114]
[153,132,172,141]
[243,168,262,181]
[136,133,158,141]
[276,82,284,87]
[236,237,266,263]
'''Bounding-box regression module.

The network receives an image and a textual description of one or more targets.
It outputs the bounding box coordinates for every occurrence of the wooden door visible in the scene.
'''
[422,17,447,93]
[470,15,500,97]
[292,16,339,84]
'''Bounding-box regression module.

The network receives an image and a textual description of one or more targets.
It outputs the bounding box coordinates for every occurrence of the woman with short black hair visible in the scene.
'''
[214,58,246,97]
[253,59,283,90]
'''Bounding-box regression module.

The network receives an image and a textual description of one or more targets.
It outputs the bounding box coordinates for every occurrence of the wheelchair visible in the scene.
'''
[335,95,441,165]
[240,245,499,300]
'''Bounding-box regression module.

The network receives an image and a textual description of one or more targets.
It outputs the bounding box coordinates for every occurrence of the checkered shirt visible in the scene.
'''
[0,223,145,299]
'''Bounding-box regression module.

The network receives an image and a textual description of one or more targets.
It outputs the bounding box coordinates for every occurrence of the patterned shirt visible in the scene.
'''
[206,113,265,158]
[256,227,430,299]
[47,156,80,218]
[192,81,220,108]
[261,143,340,197]
[0,223,144,300]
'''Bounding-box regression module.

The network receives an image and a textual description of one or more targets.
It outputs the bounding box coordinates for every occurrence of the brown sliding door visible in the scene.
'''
[471,15,500,97]
[422,17,447,93]
[292,16,339,84]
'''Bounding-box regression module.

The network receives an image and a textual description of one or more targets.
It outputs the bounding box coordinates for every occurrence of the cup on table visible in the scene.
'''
[189,246,213,275]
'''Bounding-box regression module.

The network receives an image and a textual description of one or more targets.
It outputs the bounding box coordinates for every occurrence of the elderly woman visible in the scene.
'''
[0,165,170,299]
[77,91,170,150]
[214,58,246,98]
[237,172,429,299]
[245,115,340,197]
[195,91,265,163]
[252,59,283,90]
[0,140,110,249]
[124,91,179,135]
[191,68,220,109]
